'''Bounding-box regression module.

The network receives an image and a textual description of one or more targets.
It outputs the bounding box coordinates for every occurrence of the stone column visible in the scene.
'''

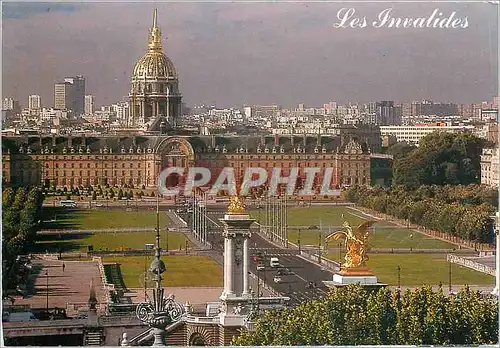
[242,237,249,295]
[223,237,228,295]
[219,212,255,327]
[226,235,234,295]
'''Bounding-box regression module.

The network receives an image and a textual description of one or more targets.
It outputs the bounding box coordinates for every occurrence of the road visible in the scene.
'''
[198,210,333,306]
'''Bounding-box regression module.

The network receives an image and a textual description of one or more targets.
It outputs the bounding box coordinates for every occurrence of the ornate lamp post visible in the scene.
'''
[136,179,183,346]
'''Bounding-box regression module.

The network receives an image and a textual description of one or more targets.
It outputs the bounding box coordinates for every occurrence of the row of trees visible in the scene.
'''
[345,185,495,243]
[2,187,44,290]
[400,184,498,207]
[388,132,489,188]
[234,285,498,346]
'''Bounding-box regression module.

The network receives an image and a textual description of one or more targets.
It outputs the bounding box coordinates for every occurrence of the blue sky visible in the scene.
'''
[2,2,498,108]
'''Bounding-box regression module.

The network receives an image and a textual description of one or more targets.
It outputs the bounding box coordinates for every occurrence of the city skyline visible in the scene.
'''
[2,2,498,108]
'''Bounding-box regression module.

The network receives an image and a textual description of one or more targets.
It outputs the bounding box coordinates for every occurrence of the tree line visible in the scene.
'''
[2,187,44,290]
[234,285,498,346]
[344,185,496,243]
[387,132,490,188]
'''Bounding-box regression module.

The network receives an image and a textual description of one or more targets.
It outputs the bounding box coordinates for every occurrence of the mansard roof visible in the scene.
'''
[2,134,369,155]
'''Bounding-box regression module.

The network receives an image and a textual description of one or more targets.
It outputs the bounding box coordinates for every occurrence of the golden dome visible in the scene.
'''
[133,52,177,79]
[132,9,177,79]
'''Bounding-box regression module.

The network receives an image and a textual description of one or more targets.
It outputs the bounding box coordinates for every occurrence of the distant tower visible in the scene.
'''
[129,8,182,131]
[85,95,95,115]
[54,75,85,116]
[28,95,41,111]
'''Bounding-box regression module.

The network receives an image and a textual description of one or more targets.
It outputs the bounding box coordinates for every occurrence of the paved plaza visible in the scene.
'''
[13,258,107,311]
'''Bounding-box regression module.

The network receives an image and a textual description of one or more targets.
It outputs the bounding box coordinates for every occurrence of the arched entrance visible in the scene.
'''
[156,137,195,196]
[188,333,206,346]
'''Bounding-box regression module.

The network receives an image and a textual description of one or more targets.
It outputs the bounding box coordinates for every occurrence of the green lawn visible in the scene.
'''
[41,208,170,230]
[35,231,189,253]
[250,206,377,227]
[289,227,456,249]
[250,205,455,250]
[102,255,223,288]
[324,253,493,286]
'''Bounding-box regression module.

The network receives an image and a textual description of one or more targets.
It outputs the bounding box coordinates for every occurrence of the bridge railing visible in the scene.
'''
[298,250,339,273]
[98,314,141,326]
[93,256,113,310]
[3,318,87,329]
[447,254,495,276]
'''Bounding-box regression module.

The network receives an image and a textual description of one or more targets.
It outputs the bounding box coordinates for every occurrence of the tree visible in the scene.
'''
[387,142,416,160]
[118,189,123,200]
[92,191,97,201]
[391,132,486,187]
[233,285,498,346]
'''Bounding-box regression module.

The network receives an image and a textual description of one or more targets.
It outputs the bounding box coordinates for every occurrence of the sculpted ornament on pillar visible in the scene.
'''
[222,231,237,239]
[234,239,243,266]
[227,196,246,215]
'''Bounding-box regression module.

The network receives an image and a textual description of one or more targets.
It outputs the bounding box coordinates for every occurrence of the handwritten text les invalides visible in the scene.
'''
[333,8,469,29]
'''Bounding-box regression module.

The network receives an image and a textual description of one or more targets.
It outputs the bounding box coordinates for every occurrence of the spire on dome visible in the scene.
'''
[148,8,162,51]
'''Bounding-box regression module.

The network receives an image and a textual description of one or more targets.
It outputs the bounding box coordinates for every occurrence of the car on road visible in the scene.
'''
[273,276,282,283]
[270,257,280,268]
[95,203,104,207]
[257,262,265,271]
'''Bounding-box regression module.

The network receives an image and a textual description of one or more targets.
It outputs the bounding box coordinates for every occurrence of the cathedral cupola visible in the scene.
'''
[129,9,182,131]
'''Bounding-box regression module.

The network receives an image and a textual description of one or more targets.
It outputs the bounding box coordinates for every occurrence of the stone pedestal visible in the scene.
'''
[324,267,386,290]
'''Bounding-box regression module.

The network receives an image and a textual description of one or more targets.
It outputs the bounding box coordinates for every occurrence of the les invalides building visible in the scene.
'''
[1,10,373,194]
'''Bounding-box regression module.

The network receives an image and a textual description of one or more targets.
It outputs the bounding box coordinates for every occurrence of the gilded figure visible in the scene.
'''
[325,220,376,269]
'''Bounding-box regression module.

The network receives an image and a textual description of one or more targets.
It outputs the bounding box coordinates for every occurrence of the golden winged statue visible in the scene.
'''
[325,220,376,270]
[227,180,247,215]
[227,195,246,214]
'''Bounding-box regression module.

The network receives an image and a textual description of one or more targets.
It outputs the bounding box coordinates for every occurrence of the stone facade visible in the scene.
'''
[480,146,499,187]
[2,135,371,193]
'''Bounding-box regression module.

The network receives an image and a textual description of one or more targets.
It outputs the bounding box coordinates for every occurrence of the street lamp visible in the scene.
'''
[136,187,183,346]
[397,265,401,290]
[45,270,49,313]
[318,229,322,264]
[448,254,453,295]
[298,229,301,253]
[338,242,342,263]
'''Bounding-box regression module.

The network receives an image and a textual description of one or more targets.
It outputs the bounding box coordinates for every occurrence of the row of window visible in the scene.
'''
[43,162,150,169]
[13,155,154,161]
[46,170,148,177]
